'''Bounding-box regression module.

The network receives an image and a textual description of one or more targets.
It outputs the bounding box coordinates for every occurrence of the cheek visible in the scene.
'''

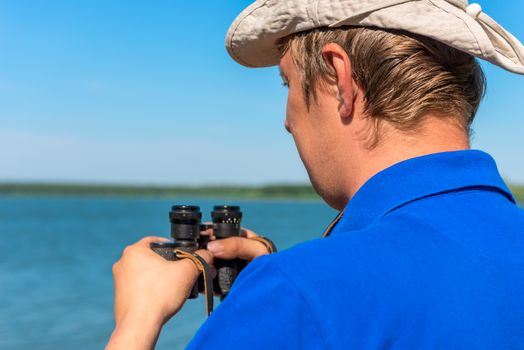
[285,93,294,126]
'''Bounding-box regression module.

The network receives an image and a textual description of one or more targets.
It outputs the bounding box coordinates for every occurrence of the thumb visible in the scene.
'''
[207,237,268,260]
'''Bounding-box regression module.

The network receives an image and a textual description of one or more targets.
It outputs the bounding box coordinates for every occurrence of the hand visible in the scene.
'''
[204,227,270,261]
[106,236,213,350]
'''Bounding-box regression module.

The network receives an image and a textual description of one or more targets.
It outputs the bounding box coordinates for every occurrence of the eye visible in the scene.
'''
[279,68,289,88]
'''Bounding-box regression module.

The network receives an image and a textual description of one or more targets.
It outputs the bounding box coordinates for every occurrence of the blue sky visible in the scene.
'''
[1,1,523,185]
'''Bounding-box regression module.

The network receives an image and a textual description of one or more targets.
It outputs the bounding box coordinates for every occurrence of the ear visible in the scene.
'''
[321,43,355,119]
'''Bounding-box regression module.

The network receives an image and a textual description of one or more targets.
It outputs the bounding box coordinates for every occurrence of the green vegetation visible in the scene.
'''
[1,183,523,202]
[0,183,320,200]
[509,185,524,203]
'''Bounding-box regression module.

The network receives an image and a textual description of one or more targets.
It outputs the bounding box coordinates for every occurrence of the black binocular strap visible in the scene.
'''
[249,236,278,254]
[174,248,214,316]
[321,209,345,238]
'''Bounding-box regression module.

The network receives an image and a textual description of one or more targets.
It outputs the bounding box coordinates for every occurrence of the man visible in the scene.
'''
[107,0,524,349]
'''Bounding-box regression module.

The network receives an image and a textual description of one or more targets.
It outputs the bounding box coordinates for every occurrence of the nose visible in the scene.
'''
[284,119,291,134]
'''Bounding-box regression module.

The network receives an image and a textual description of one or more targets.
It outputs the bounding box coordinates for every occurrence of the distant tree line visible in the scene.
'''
[1,183,523,203]
[509,185,524,203]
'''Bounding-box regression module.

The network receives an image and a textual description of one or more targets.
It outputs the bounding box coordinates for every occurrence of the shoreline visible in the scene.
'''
[1,183,523,202]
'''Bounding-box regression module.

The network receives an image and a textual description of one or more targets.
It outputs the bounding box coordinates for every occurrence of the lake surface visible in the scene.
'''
[0,196,337,349]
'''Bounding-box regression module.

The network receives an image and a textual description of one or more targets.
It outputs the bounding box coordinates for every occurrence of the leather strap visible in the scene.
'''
[321,209,345,238]
[174,248,214,316]
[249,236,278,254]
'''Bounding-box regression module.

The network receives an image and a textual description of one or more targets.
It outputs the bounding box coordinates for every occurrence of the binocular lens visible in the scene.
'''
[170,205,202,221]
[211,205,242,223]
[211,205,242,240]
[170,205,202,240]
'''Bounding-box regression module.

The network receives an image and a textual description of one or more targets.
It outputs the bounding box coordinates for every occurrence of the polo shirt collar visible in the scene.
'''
[329,150,515,234]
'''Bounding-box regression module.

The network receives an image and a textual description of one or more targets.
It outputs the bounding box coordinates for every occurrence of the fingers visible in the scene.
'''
[201,225,257,240]
[207,236,268,260]
[131,236,213,264]
[127,236,171,255]
[173,249,215,281]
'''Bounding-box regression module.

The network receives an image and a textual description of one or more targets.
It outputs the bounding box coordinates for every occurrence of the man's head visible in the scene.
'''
[281,27,486,141]
[226,0,524,209]
[278,27,484,208]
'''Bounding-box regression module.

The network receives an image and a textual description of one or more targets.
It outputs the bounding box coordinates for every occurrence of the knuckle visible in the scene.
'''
[200,250,213,264]
[112,261,119,274]
[123,245,133,253]
[182,260,200,279]
[233,237,244,250]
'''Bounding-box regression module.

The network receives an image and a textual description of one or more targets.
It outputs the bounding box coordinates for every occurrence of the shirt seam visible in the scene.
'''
[380,210,524,268]
[382,185,515,219]
[268,258,331,350]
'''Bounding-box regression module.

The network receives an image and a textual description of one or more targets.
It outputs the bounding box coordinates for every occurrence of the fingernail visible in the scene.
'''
[207,241,222,253]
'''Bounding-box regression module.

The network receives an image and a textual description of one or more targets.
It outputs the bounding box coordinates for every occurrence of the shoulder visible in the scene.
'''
[264,208,500,307]
[270,212,437,280]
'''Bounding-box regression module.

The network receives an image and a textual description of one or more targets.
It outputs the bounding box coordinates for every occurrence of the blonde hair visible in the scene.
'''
[280,27,486,146]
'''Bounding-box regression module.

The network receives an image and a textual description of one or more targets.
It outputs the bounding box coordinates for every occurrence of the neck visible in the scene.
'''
[343,115,470,203]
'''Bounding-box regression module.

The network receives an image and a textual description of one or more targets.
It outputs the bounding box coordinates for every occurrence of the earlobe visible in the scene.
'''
[321,43,355,119]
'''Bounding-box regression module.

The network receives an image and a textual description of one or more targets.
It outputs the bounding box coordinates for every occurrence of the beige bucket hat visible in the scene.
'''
[226,0,524,75]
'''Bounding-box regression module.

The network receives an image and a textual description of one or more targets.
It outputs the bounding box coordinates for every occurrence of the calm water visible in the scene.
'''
[0,196,337,349]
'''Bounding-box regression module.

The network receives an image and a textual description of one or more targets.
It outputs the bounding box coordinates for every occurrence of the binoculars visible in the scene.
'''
[151,204,245,300]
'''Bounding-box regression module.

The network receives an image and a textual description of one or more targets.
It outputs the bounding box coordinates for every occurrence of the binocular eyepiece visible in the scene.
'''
[151,204,245,300]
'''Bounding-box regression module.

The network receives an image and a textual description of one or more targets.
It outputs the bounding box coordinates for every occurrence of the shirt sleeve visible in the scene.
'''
[186,255,326,349]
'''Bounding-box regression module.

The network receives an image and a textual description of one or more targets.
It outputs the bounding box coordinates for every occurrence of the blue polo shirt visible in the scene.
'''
[188,150,524,349]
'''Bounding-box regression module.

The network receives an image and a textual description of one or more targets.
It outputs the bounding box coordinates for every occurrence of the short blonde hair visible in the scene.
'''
[280,27,486,145]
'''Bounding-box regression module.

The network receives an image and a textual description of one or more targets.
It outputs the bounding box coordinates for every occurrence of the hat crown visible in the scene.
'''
[226,0,524,74]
